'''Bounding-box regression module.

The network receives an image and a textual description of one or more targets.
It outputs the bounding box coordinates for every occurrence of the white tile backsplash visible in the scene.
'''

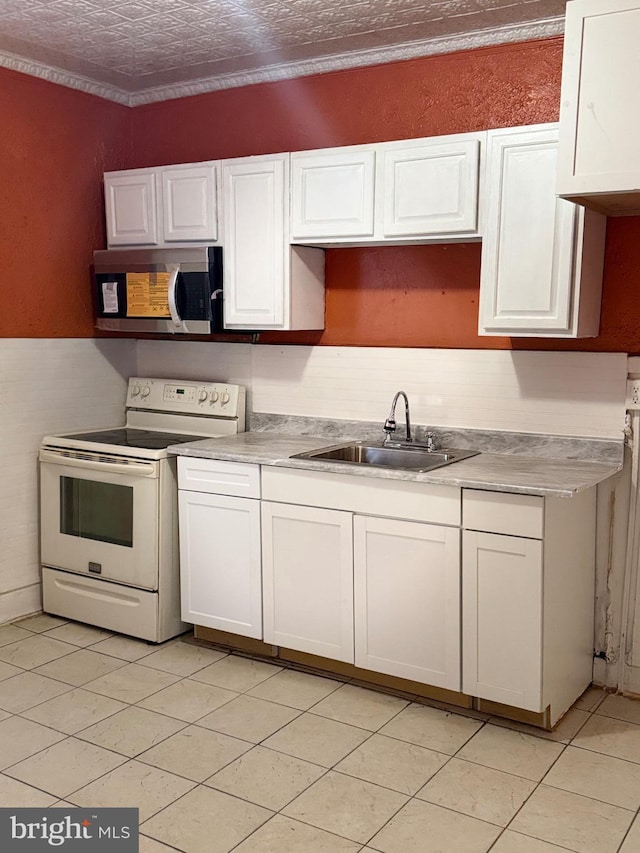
[0,338,136,623]
[136,341,252,386]
[250,346,627,440]
[2,337,629,624]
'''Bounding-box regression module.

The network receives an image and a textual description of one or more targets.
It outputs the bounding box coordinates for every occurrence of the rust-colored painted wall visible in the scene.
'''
[131,40,562,163]
[130,38,640,353]
[0,68,131,337]
[5,39,640,349]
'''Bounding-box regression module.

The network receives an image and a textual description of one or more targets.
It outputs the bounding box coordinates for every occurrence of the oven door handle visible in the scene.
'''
[39,449,158,477]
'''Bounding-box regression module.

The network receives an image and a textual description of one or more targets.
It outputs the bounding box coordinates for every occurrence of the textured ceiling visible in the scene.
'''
[0,0,567,104]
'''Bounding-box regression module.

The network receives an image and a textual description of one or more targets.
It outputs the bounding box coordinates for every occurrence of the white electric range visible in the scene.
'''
[39,377,246,642]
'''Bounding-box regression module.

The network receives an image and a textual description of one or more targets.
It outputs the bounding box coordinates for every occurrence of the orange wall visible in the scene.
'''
[130,38,640,353]
[4,39,640,349]
[0,68,131,337]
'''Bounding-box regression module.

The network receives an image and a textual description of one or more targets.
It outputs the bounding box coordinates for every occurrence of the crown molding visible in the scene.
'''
[0,50,133,105]
[1,17,564,108]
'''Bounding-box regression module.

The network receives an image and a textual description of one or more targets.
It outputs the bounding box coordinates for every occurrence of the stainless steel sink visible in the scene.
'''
[290,442,479,473]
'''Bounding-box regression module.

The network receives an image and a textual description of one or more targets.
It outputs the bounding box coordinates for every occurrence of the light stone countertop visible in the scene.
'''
[170,432,622,498]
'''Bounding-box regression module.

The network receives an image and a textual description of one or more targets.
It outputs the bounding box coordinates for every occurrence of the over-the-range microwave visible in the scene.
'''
[92,246,223,335]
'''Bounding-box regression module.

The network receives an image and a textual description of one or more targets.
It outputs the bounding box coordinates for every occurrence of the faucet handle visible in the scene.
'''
[425,431,436,451]
[383,416,396,442]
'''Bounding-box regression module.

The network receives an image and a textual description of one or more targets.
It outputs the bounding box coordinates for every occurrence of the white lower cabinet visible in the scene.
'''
[462,530,543,710]
[178,459,598,725]
[462,488,597,725]
[354,515,460,690]
[259,469,461,680]
[261,501,354,662]
[177,458,262,639]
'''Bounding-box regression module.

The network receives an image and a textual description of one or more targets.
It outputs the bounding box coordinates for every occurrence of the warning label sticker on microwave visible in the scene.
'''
[126,272,171,317]
[102,281,119,313]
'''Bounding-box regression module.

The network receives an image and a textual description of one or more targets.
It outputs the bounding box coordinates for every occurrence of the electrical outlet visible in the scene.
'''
[627,379,640,410]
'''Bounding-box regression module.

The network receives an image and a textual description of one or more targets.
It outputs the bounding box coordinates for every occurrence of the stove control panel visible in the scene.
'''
[127,377,245,420]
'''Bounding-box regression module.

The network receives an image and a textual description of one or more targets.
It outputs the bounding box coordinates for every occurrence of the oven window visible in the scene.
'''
[60,477,133,547]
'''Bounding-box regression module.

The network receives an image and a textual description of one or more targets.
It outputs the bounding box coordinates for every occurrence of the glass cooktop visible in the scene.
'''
[65,428,209,450]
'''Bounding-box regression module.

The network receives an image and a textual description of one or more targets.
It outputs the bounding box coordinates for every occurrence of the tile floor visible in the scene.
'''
[1,615,640,852]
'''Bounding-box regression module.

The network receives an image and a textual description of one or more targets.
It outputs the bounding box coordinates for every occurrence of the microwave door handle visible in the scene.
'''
[167,265,183,330]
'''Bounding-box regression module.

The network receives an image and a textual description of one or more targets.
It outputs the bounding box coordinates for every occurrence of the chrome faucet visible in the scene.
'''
[383,391,413,445]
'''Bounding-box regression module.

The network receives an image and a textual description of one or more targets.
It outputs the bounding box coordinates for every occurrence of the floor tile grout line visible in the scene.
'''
[183,651,285,689]
[4,623,635,850]
[563,739,640,766]
[539,778,640,815]
[267,709,476,850]
[593,708,640,727]
[0,639,97,672]
[490,720,640,853]
[75,712,193,758]
[0,769,71,803]
[202,703,421,844]
[1,679,76,717]
[616,802,640,852]
[9,674,218,735]
[135,731,258,786]
[1,731,134,781]
[60,748,203,817]
[9,692,637,851]
[138,831,185,853]
[487,827,580,853]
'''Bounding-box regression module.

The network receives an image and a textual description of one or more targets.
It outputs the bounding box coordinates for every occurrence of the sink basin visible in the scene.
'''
[290,443,479,473]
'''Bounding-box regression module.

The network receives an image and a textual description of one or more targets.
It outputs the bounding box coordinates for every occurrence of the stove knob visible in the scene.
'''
[198,390,208,402]
[141,385,151,398]
[131,384,141,397]
[221,392,231,405]
[209,391,219,403]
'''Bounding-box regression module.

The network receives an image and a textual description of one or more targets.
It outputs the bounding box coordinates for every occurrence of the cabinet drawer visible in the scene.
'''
[463,489,543,539]
[178,457,260,498]
[262,467,460,526]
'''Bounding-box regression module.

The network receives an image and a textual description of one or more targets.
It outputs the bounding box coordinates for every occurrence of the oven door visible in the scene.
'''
[39,449,161,590]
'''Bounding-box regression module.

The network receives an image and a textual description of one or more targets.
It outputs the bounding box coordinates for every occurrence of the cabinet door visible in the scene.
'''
[161,163,218,242]
[222,155,286,328]
[262,501,354,662]
[290,149,375,240]
[479,125,582,336]
[557,0,640,213]
[382,138,480,237]
[104,170,158,246]
[178,490,262,639]
[462,530,543,712]
[354,515,460,690]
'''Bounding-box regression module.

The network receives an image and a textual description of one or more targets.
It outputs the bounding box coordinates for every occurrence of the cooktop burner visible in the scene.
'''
[65,428,210,450]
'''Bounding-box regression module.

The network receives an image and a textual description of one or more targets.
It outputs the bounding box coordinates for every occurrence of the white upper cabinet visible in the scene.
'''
[557,0,640,215]
[479,124,606,338]
[222,153,325,331]
[290,132,484,246]
[104,162,219,247]
[223,155,286,328]
[105,169,158,246]
[161,163,217,243]
[381,137,481,238]
[290,147,376,240]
